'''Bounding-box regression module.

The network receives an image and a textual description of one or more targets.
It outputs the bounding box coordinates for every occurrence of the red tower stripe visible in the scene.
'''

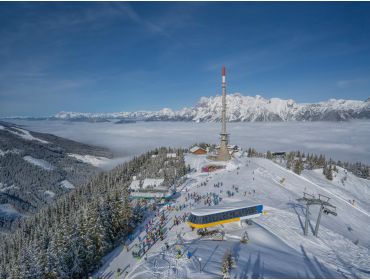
[222,66,226,76]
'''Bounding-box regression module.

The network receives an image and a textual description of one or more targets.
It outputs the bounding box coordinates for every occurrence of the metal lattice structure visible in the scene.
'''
[297,192,337,237]
[215,66,231,161]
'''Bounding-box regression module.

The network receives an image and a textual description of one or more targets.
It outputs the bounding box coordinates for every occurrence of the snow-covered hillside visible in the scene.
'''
[0,121,112,229]
[53,94,370,122]
[95,153,370,279]
[23,156,54,171]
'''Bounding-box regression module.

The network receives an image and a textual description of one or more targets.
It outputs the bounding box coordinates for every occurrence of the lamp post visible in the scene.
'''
[198,257,202,272]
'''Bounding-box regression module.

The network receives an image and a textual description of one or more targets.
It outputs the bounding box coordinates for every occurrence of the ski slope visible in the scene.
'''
[95,153,370,278]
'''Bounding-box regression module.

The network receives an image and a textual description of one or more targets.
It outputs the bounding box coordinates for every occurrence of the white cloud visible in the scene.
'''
[8,120,370,167]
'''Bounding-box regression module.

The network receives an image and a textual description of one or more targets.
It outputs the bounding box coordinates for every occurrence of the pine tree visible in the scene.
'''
[318,154,326,168]
[293,159,303,175]
[323,164,333,180]
[327,165,333,180]
[122,188,132,230]
[0,147,187,278]
[221,250,234,279]
[266,150,273,159]
[247,148,252,157]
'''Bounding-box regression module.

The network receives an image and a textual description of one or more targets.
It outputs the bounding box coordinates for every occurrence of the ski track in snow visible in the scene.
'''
[8,127,49,144]
[274,163,370,219]
[95,154,370,279]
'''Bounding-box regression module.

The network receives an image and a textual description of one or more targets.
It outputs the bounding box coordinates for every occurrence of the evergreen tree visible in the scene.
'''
[293,158,303,175]
[221,250,234,279]
[266,150,273,159]
[247,148,252,157]
[0,147,189,278]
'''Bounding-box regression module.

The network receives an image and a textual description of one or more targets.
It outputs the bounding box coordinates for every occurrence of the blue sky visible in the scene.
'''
[1,2,370,116]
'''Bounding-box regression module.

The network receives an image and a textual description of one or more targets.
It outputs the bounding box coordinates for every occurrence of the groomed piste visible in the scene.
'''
[95,153,370,279]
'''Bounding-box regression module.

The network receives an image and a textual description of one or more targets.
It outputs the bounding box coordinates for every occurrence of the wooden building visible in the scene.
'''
[190,146,207,155]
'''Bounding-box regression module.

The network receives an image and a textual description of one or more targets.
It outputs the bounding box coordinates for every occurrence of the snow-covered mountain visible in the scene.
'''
[95,153,370,278]
[0,121,112,229]
[53,94,370,122]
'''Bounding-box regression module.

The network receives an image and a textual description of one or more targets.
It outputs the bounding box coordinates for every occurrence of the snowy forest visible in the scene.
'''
[0,147,187,278]
[0,122,112,230]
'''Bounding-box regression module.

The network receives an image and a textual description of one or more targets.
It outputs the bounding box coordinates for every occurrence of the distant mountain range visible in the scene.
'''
[8,94,370,122]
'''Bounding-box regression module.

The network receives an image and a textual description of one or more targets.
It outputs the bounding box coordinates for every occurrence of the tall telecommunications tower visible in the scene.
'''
[216,66,231,161]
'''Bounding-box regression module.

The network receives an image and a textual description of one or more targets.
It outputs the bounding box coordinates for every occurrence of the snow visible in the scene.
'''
[44,190,55,198]
[302,167,370,213]
[0,184,18,192]
[60,180,75,189]
[191,200,261,216]
[190,146,206,153]
[0,149,20,157]
[8,127,49,144]
[129,179,172,198]
[67,153,111,168]
[95,153,370,279]
[23,156,54,171]
[0,204,21,217]
[167,153,177,158]
[143,178,165,188]
[129,179,165,191]
[129,180,141,190]
[129,191,173,199]
[51,94,370,122]
[190,146,199,153]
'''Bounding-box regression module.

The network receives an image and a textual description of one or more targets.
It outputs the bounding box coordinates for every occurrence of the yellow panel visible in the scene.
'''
[187,217,241,229]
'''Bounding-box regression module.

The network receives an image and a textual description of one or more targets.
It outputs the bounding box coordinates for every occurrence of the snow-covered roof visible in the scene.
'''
[167,153,177,158]
[129,178,165,191]
[228,144,238,149]
[60,180,75,189]
[191,200,261,216]
[190,146,200,152]
[142,178,164,188]
[130,191,173,199]
[215,145,238,150]
[190,146,207,153]
[129,180,141,190]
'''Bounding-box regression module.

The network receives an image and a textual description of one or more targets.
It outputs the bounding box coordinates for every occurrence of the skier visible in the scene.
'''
[187,251,192,259]
[115,268,121,278]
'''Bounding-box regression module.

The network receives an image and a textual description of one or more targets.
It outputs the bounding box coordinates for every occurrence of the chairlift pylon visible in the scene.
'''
[297,192,337,237]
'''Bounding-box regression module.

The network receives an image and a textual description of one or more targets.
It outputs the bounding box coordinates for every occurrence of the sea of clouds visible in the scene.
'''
[8,120,370,168]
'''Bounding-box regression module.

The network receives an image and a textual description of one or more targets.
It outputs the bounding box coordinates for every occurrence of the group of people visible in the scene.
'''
[202,192,222,206]
[232,184,239,193]
[173,212,189,226]
[132,210,169,259]
[115,267,129,278]
[226,190,235,197]
[213,181,223,188]
[186,192,203,204]
[243,189,256,197]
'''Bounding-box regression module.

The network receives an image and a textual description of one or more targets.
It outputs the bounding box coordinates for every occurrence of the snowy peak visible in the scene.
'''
[52,94,370,122]
[192,94,300,122]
